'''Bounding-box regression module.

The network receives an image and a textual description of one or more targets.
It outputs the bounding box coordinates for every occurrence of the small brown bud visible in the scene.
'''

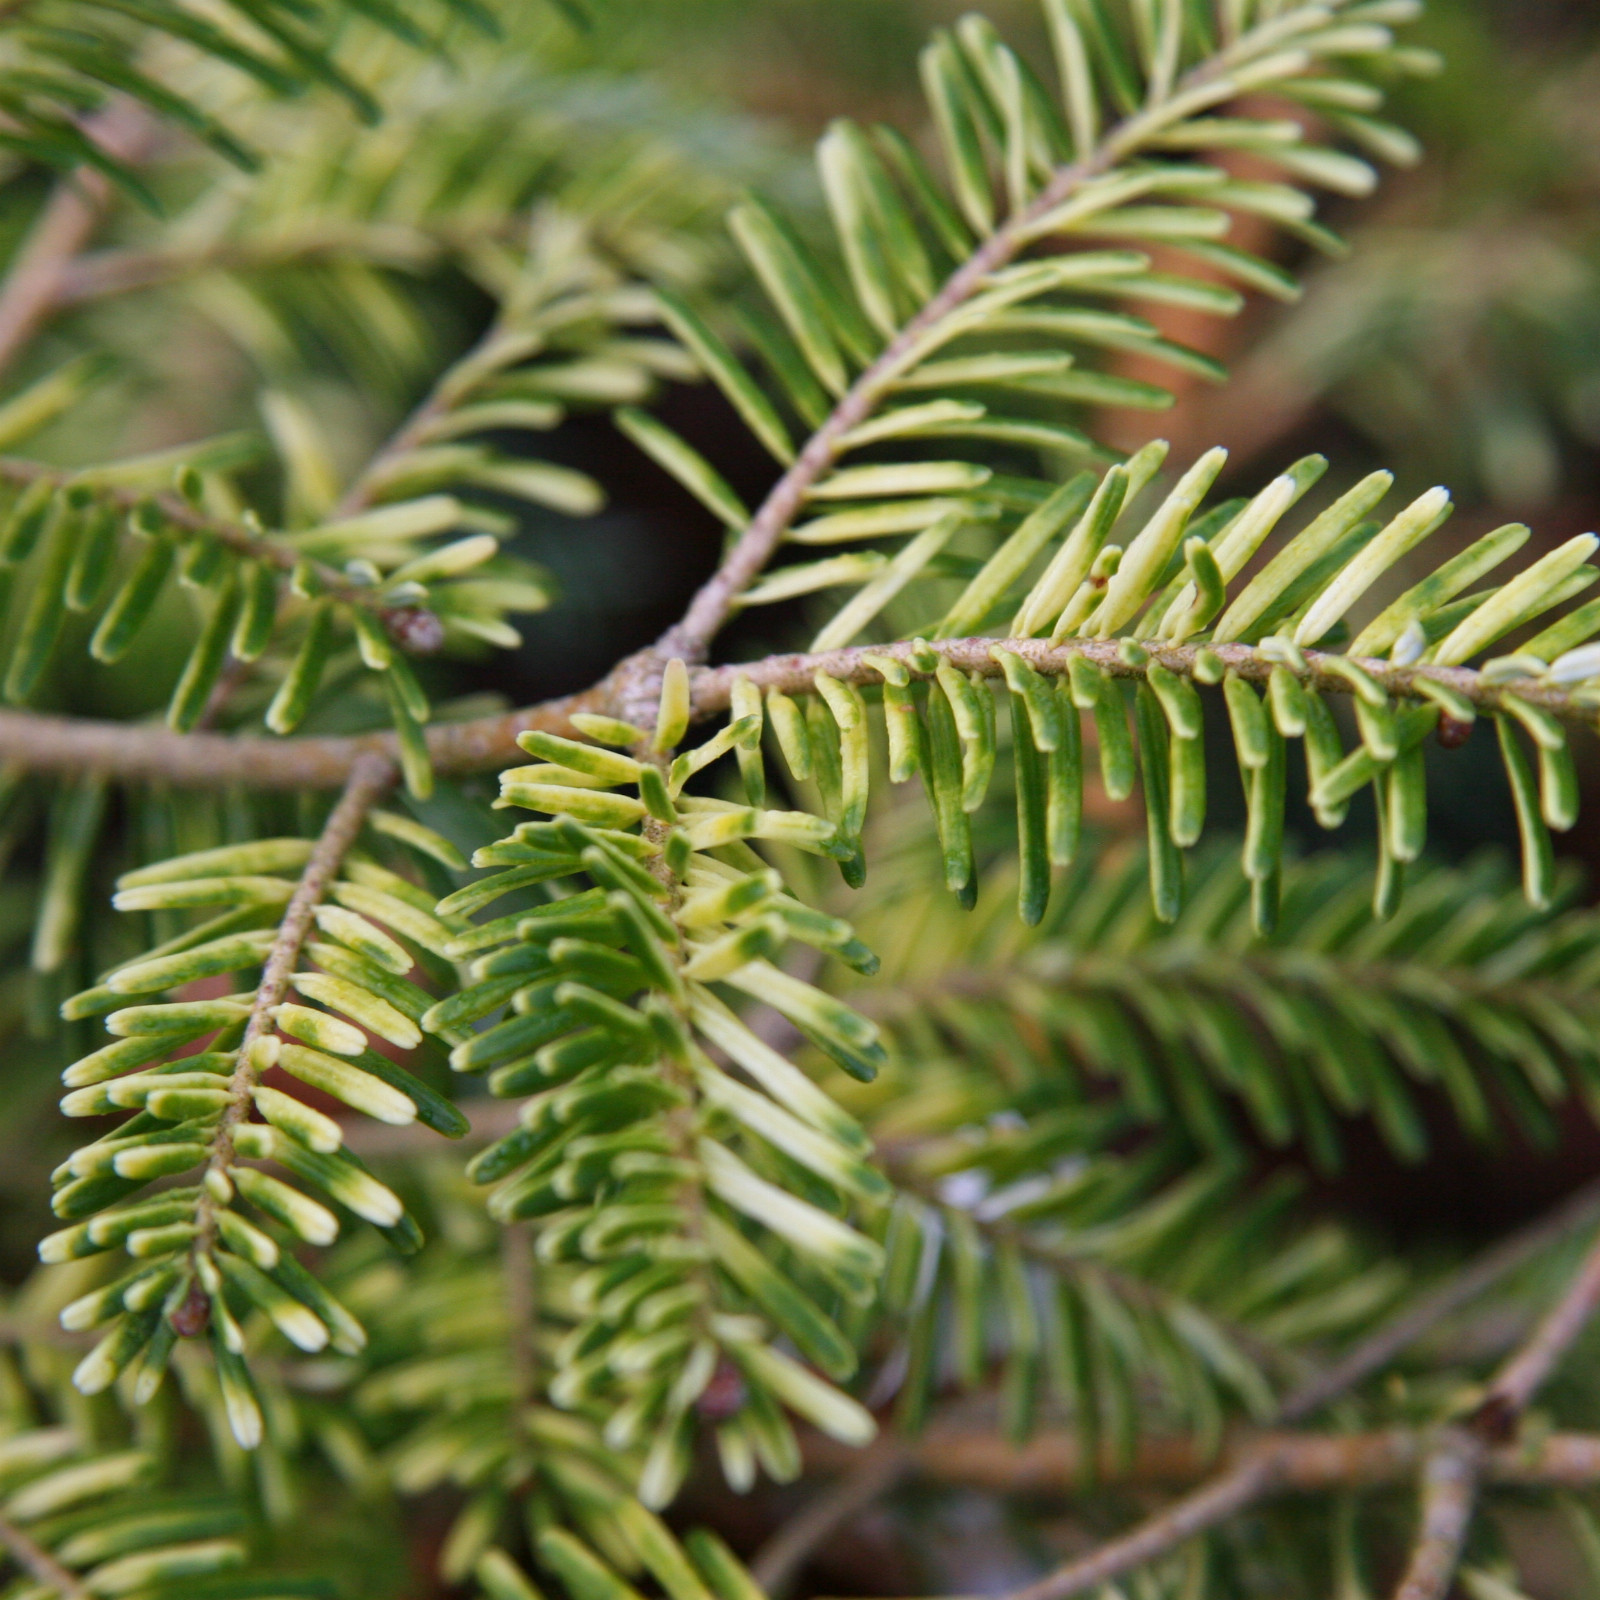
[383,607,446,655]
[695,1357,746,1420]
[1437,715,1473,748]
[170,1282,211,1338]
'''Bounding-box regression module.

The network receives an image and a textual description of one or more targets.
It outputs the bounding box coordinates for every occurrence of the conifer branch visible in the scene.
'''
[998,1451,1280,1600]
[980,1180,1600,1600]
[0,456,400,609]
[1472,1221,1600,1437]
[5,632,1598,790]
[654,29,1340,667]
[1282,1177,1600,1424]
[189,751,395,1275]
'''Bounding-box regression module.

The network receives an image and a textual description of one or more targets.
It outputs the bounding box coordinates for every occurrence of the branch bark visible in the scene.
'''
[803,1425,1600,1502]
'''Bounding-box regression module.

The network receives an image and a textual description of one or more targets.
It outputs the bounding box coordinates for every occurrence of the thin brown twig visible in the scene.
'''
[1473,1218,1600,1438]
[804,1425,1600,1501]
[1282,1177,1600,1424]
[0,1508,92,1600]
[751,1448,909,1600]
[0,636,1579,791]
[1002,1451,1280,1600]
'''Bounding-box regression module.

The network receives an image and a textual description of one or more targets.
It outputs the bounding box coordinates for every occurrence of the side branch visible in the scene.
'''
[1473,1218,1600,1437]
[1282,1177,1600,1424]
[691,638,1599,726]
[652,40,1254,667]
[192,753,394,1262]
[1001,1453,1278,1600]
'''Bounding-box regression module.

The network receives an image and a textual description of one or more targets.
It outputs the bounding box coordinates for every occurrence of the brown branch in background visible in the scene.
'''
[0,1508,91,1600]
[1001,1452,1279,1600]
[955,1175,1600,1600]
[805,1425,1600,1501]
[1280,1177,1600,1424]
[0,103,153,384]
[1391,1430,1486,1600]
[502,1221,538,1410]
[1472,1220,1600,1438]
[751,1449,908,1600]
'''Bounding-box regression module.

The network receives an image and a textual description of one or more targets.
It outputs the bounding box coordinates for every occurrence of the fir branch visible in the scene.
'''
[1473,1222,1600,1437]
[975,1176,1600,1600]
[0,455,397,610]
[1282,1177,1600,1424]
[690,637,1600,728]
[650,14,1386,670]
[6,631,1599,791]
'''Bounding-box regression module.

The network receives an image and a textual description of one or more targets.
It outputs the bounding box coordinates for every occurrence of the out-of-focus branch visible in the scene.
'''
[0,103,153,384]
[1281,1177,1600,1423]
[751,1451,908,1600]
[1472,1220,1600,1437]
